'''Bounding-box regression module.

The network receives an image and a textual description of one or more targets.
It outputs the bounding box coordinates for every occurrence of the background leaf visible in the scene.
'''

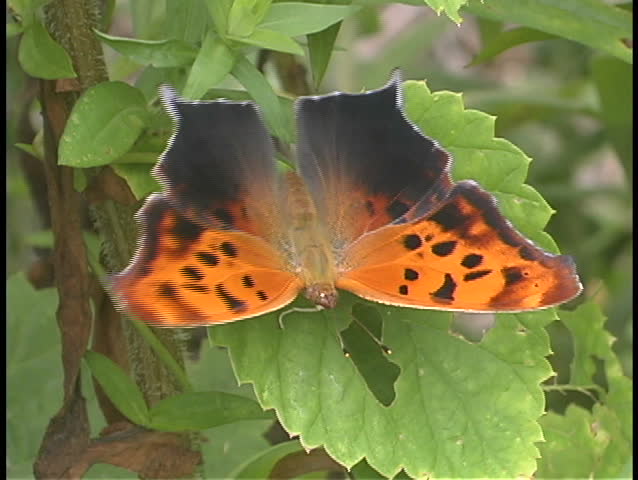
[84,351,150,426]
[95,31,198,68]
[260,2,359,37]
[148,391,273,431]
[59,81,149,167]
[464,0,632,64]
[7,273,60,479]
[18,20,76,79]
[183,31,236,99]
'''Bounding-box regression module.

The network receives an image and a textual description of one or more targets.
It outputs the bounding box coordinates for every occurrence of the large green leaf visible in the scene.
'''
[260,2,359,37]
[214,80,560,478]
[94,31,197,68]
[464,0,632,64]
[59,81,149,167]
[18,19,76,79]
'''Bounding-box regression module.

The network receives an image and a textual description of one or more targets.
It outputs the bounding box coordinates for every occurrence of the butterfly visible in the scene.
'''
[111,72,582,327]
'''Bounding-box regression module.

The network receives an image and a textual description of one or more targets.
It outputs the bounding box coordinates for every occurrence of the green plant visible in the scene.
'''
[7,0,631,478]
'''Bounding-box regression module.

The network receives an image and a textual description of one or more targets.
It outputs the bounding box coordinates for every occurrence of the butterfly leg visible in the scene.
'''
[277,305,325,329]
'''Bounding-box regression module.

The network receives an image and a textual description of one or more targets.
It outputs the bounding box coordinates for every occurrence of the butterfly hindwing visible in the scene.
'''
[337,181,582,312]
[111,195,301,326]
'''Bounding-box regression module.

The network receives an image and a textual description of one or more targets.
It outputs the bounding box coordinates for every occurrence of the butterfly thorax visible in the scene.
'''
[283,171,339,309]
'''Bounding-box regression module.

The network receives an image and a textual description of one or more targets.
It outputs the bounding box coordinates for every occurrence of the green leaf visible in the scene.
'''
[7,21,24,37]
[9,0,54,18]
[112,163,160,200]
[183,31,235,99]
[7,273,60,478]
[537,405,609,479]
[464,0,632,64]
[537,302,633,478]
[205,0,233,35]
[14,142,38,159]
[215,298,554,478]
[424,0,467,24]
[468,27,557,66]
[84,350,150,426]
[148,391,272,431]
[94,30,197,68]
[308,22,341,89]
[228,0,267,37]
[229,28,304,56]
[167,0,209,42]
[229,441,305,479]
[58,81,149,167]
[591,55,633,177]
[231,54,292,142]
[259,2,359,37]
[18,20,76,79]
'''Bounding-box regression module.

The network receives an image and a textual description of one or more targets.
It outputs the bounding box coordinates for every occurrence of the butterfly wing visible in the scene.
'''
[111,195,302,326]
[295,71,453,250]
[156,87,282,242]
[112,90,301,326]
[337,181,582,312]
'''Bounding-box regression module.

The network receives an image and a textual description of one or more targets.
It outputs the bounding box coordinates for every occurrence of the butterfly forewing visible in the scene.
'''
[295,72,453,250]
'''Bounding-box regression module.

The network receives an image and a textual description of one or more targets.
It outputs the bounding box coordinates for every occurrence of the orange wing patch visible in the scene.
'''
[111,195,301,326]
[337,181,582,312]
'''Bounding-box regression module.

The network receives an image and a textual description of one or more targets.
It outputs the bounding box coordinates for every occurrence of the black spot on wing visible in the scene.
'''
[431,273,456,301]
[215,284,247,312]
[158,282,178,299]
[242,275,255,288]
[398,285,409,295]
[197,252,219,267]
[403,234,422,251]
[220,241,238,258]
[461,254,483,269]
[431,240,457,257]
[387,200,410,220]
[183,283,209,293]
[502,266,526,286]
[429,202,470,232]
[463,269,492,282]
[171,215,205,246]
[404,268,419,281]
[256,290,268,301]
[181,266,204,281]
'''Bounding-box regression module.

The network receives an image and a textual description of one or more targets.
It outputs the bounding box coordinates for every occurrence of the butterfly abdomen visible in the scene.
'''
[283,171,339,308]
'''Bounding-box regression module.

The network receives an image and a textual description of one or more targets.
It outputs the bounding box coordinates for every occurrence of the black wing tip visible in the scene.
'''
[296,69,405,112]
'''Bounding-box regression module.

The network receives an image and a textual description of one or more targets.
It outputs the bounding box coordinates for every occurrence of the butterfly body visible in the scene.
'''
[111,72,582,327]
[282,170,339,308]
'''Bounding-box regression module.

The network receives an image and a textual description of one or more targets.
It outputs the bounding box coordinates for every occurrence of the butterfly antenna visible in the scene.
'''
[349,314,392,355]
[277,305,325,329]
